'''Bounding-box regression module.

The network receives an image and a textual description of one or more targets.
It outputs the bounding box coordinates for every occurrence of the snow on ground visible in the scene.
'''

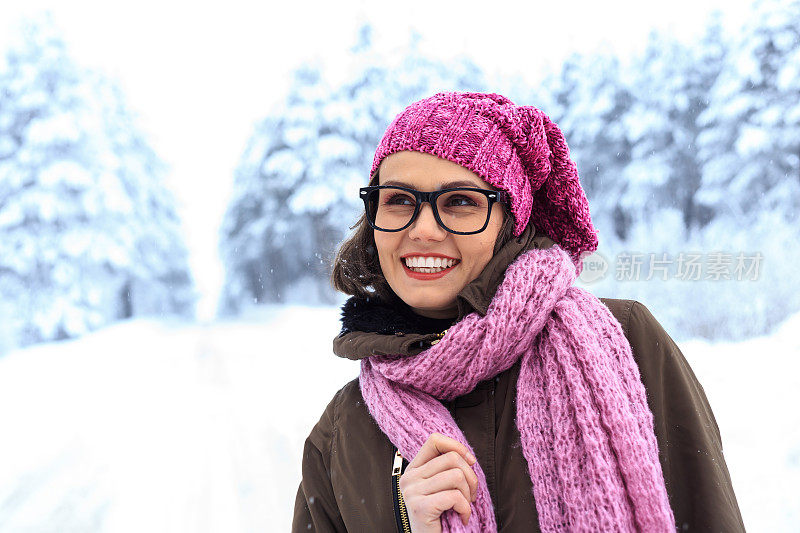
[680,310,800,532]
[0,304,797,532]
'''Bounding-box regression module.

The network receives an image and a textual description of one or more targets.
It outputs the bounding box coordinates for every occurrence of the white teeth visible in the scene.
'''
[403,256,459,273]
[403,256,458,268]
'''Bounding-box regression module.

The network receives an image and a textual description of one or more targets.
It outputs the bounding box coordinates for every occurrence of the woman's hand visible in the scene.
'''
[398,433,479,532]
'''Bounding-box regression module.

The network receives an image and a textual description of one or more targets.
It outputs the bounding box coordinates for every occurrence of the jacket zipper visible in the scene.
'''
[392,329,447,532]
[392,446,412,533]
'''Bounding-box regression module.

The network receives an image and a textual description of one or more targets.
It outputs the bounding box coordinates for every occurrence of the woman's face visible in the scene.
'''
[374,151,505,319]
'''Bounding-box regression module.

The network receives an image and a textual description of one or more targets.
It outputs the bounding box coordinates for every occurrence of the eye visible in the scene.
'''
[384,193,415,206]
[446,195,478,207]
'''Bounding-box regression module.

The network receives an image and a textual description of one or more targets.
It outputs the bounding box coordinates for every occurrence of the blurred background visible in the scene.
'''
[0,0,797,531]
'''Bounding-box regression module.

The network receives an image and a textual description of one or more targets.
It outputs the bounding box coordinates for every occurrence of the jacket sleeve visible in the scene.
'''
[626,300,746,532]
[292,390,347,533]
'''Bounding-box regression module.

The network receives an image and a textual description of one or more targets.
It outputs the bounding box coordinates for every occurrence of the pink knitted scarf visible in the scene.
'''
[359,245,676,532]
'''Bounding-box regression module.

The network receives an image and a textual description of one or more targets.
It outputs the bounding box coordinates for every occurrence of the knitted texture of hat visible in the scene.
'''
[359,244,675,532]
[370,91,599,270]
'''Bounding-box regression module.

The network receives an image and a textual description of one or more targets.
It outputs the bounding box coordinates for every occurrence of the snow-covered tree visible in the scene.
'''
[526,8,799,341]
[0,16,196,350]
[218,25,489,312]
[621,17,727,237]
[538,51,635,241]
[696,0,800,224]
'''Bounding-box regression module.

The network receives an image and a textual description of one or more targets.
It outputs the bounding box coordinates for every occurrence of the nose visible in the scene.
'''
[407,202,446,240]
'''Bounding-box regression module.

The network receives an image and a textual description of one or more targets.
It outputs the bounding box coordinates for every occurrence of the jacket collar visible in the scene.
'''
[333,223,556,360]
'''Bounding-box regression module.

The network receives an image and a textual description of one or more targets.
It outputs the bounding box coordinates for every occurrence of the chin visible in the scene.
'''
[397,290,457,313]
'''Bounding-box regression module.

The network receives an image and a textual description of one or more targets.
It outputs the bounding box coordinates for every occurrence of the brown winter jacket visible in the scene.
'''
[292,224,746,532]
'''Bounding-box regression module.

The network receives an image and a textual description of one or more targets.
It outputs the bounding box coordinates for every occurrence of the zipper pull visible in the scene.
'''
[392,449,404,476]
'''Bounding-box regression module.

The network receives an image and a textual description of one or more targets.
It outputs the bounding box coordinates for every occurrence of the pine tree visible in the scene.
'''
[697,0,800,224]
[0,16,195,349]
[539,51,635,241]
[622,18,726,238]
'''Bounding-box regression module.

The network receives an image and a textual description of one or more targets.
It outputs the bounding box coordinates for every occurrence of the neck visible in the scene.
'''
[410,305,458,320]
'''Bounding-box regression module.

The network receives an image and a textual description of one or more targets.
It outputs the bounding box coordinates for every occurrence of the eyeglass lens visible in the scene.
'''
[365,187,492,233]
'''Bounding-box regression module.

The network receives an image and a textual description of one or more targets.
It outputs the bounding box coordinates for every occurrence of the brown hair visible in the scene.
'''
[330,171,516,300]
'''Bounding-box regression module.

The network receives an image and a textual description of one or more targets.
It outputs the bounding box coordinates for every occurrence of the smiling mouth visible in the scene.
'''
[401,257,461,274]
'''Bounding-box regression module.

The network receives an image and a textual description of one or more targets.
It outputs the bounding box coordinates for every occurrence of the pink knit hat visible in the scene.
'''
[370,91,599,268]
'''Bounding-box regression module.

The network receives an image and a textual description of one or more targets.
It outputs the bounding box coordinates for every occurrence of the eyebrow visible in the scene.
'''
[381,179,485,190]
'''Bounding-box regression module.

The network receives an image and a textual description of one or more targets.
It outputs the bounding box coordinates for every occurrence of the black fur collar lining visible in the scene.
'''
[338,293,455,336]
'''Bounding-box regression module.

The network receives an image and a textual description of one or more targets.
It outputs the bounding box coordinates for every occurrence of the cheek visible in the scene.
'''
[475,241,495,268]
[374,234,397,270]
[458,237,494,271]
[460,224,502,271]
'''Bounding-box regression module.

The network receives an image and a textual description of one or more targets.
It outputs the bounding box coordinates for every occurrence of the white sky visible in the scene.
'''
[0,0,755,321]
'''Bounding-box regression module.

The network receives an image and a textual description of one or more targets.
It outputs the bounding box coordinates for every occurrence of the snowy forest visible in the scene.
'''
[0,17,196,353]
[219,5,800,342]
[2,3,798,350]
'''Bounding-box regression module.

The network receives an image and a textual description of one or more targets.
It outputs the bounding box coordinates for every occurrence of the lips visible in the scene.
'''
[400,253,458,258]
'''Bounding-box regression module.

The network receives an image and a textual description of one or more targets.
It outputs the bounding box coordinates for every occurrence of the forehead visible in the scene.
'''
[377,151,494,190]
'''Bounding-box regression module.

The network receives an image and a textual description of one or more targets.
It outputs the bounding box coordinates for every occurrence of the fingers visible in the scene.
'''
[416,450,478,502]
[409,432,477,469]
[432,490,472,526]
[420,466,475,505]
[404,489,473,528]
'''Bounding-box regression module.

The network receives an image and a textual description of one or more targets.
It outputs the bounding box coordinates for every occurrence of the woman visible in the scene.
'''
[292,92,745,532]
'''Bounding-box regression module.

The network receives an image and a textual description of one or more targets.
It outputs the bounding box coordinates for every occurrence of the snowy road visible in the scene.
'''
[0,305,797,531]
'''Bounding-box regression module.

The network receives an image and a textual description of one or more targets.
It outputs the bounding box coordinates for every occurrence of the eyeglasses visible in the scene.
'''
[359,185,509,235]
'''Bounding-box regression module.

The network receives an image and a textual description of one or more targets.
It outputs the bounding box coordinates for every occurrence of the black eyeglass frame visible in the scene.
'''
[359,185,511,235]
